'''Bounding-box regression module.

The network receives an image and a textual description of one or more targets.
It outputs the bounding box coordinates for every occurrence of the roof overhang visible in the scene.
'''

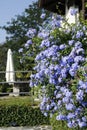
[38,0,82,14]
[38,0,65,14]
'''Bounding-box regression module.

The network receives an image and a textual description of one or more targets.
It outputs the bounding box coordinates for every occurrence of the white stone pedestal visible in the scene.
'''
[13,86,20,96]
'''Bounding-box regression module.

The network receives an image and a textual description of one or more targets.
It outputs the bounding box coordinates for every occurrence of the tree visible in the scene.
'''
[0,44,7,80]
[2,2,50,43]
[0,1,50,71]
[0,1,51,87]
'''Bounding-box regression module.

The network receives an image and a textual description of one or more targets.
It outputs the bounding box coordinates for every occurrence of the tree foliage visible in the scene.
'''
[0,1,50,71]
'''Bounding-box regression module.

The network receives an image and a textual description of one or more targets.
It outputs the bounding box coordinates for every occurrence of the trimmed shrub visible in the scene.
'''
[0,105,50,127]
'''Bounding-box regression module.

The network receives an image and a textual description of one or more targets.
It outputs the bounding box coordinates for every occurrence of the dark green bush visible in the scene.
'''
[0,105,50,127]
[0,83,12,93]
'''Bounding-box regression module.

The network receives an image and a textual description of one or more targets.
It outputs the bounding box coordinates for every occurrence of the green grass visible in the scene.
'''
[0,96,40,106]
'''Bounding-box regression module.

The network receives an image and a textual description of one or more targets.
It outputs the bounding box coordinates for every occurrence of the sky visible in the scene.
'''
[0,0,37,44]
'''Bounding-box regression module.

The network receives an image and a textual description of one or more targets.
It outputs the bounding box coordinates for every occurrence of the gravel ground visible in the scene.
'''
[0,126,52,130]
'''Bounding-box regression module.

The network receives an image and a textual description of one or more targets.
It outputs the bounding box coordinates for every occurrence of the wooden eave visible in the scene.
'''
[39,0,65,14]
[38,0,82,14]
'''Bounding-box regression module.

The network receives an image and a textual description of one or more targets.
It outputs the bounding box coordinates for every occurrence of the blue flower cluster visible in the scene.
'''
[28,13,87,128]
[70,8,78,15]
[26,28,37,38]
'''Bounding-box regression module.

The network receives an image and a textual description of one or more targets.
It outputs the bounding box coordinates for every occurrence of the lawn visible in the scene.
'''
[0,96,40,106]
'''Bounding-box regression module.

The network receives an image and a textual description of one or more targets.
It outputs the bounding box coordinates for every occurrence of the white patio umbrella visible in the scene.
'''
[5,49,15,85]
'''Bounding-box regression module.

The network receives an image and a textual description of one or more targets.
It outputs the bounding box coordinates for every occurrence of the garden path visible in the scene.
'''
[0,126,52,130]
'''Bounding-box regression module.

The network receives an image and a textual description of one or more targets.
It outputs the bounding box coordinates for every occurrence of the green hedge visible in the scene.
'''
[0,105,50,127]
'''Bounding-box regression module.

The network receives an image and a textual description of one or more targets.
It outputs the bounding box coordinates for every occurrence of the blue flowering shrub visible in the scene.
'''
[24,12,87,129]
